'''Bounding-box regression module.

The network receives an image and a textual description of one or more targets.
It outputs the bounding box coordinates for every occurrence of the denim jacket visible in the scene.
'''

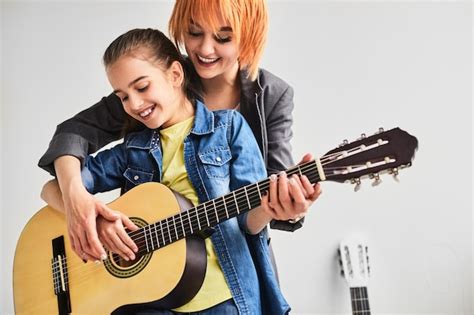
[81,100,290,315]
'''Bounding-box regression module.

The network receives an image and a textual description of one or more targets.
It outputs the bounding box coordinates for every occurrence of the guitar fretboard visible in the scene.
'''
[129,160,321,256]
[350,287,370,315]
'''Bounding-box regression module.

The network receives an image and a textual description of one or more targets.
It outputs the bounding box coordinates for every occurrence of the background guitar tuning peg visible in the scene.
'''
[376,127,384,134]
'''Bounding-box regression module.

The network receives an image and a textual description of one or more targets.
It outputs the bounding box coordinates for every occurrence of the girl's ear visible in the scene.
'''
[168,60,184,88]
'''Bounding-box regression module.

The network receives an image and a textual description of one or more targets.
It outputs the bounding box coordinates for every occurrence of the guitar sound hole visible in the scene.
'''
[103,217,153,278]
[111,252,143,268]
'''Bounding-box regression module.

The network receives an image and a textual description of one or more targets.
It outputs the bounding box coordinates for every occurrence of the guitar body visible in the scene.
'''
[13,183,206,315]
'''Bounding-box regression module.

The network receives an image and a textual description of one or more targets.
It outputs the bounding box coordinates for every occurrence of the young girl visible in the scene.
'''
[41,28,289,314]
[38,0,321,268]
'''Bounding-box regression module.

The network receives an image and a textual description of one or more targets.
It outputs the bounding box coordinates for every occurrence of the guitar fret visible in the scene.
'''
[223,196,229,218]
[256,182,262,199]
[187,209,193,234]
[144,227,150,252]
[244,186,251,209]
[166,218,172,243]
[203,203,210,227]
[233,191,240,214]
[149,225,156,250]
[213,199,219,223]
[179,213,186,237]
[172,216,178,240]
[196,206,201,230]
[153,223,161,248]
[159,221,165,245]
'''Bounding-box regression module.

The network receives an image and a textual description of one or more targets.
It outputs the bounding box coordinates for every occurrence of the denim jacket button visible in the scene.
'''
[216,156,221,162]
[134,175,139,180]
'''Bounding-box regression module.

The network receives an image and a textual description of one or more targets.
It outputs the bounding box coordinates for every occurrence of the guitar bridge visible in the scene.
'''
[51,236,71,315]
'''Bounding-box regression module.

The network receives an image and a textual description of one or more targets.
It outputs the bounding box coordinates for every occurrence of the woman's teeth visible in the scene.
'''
[197,55,219,64]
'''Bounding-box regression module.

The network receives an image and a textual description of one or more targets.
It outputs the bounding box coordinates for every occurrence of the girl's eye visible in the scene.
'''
[121,96,128,102]
[137,85,149,92]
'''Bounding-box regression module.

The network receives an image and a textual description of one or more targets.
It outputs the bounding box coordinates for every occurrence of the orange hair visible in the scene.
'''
[169,0,268,81]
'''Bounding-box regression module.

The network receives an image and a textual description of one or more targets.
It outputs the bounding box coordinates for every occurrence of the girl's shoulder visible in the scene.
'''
[124,128,155,150]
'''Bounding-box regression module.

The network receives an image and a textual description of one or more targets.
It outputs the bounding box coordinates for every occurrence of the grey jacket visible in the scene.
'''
[38,67,304,232]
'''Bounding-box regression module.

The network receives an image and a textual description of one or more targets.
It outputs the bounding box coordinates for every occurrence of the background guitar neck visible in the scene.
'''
[350,286,370,315]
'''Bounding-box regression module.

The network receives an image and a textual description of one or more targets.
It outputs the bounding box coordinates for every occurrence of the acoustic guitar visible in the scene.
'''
[13,127,417,314]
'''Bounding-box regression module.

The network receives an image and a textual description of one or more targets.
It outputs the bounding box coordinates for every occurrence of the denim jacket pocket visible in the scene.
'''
[123,168,154,191]
[198,148,232,179]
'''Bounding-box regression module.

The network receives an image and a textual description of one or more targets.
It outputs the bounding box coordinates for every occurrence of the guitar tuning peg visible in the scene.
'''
[390,167,400,182]
[357,133,367,140]
[351,178,361,192]
[377,127,384,134]
[370,173,382,186]
[338,139,349,147]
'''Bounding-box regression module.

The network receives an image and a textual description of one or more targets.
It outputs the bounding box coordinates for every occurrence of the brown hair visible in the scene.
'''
[169,0,268,81]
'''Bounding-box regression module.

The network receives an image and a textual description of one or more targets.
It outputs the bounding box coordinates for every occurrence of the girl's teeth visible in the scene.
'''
[198,55,218,63]
[140,108,152,117]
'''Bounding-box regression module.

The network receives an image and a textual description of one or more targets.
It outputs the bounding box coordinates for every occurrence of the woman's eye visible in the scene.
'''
[214,35,232,44]
[121,96,128,102]
[188,31,202,37]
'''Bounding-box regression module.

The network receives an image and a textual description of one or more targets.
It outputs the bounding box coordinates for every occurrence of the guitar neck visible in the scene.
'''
[130,160,321,254]
[350,287,371,315]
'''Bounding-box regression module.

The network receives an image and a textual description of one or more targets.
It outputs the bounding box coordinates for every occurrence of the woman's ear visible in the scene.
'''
[168,60,184,88]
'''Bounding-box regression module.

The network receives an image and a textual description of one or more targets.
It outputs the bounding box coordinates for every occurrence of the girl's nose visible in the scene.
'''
[129,95,144,111]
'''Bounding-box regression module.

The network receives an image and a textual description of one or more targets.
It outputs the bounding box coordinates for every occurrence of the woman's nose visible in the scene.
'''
[198,34,215,56]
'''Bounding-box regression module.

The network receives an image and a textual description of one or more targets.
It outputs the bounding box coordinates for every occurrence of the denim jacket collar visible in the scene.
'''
[189,100,214,135]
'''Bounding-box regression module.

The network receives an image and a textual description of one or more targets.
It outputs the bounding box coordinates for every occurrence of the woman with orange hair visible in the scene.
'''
[38,1,321,313]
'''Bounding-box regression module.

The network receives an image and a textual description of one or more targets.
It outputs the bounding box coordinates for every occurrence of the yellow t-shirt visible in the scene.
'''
[159,117,232,312]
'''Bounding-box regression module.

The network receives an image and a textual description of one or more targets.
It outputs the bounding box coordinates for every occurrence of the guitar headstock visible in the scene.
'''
[320,127,418,190]
[338,238,370,288]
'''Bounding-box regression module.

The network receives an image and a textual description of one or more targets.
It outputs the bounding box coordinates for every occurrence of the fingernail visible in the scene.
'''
[270,174,277,182]
[100,254,107,261]
[289,178,296,185]
[94,260,101,265]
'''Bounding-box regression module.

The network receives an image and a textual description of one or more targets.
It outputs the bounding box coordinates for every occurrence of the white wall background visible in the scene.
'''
[1,1,472,314]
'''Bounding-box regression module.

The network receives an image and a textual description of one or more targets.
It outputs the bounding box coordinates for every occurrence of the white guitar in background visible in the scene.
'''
[338,238,371,315]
